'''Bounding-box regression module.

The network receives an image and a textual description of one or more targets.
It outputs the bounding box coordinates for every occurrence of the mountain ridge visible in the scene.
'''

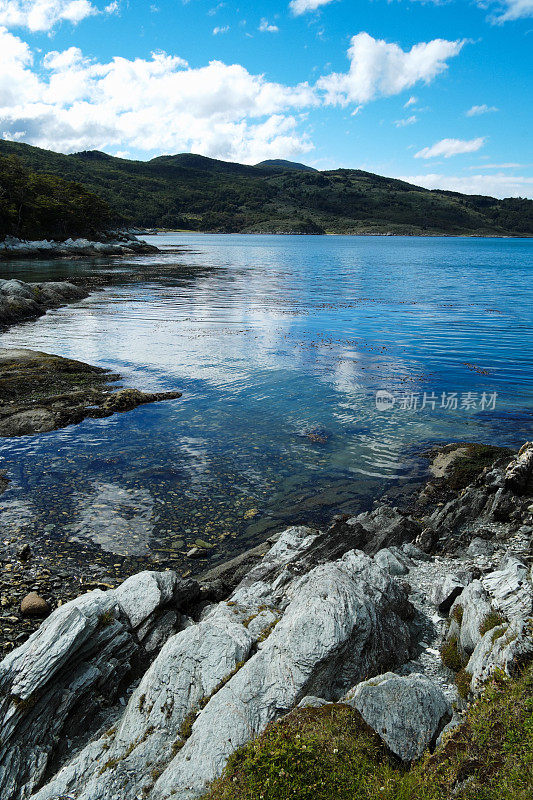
[1,140,532,237]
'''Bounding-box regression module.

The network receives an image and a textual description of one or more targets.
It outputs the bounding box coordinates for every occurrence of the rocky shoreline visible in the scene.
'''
[0,232,159,261]
[0,440,531,799]
[0,348,182,438]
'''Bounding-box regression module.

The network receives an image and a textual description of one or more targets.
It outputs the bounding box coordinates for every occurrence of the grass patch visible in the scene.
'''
[455,668,472,699]
[440,636,466,672]
[201,664,533,800]
[480,612,507,638]
[452,605,464,625]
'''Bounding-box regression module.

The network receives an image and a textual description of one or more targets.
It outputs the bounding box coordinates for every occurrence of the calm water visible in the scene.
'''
[0,234,532,568]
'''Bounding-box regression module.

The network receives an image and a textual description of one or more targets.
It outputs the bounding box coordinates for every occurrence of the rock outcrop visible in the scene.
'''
[3,528,415,800]
[0,279,88,326]
[0,348,182,437]
[0,234,158,262]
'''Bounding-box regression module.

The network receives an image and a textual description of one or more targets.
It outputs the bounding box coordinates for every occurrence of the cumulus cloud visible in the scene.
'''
[404,95,417,108]
[415,137,485,159]
[258,18,278,32]
[397,172,533,199]
[212,25,229,34]
[466,104,498,116]
[318,32,464,105]
[0,0,101,31]
[0,26,469,164]
[289,0,336,15]
[0,27,318,163]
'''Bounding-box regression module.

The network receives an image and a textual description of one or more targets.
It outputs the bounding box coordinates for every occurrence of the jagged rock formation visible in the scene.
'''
[0,573,199,800]
[0,445,531,800]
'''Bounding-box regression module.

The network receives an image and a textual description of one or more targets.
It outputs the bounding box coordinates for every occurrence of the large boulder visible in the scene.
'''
[345,672,451,762]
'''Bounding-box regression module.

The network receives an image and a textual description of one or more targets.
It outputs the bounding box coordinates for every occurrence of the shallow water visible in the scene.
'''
[0,234,532,566]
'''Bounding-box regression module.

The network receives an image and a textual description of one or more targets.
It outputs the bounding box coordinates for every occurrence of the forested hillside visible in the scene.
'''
[0,139,531,237]
[0,153,114,241]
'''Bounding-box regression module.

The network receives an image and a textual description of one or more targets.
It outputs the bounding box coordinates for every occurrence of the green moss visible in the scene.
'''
[442,444,512,490]
[257,620,279,643]
[491,625,508,644]
[440,636,465,672]
[480,612,507,638]
[201,664,533,800]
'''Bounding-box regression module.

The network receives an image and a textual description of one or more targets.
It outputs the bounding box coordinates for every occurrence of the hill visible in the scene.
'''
[255,159,318,172]
[0,140,532,237]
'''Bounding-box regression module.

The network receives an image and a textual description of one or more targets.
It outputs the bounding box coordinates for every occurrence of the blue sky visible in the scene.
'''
[0,0,531,197]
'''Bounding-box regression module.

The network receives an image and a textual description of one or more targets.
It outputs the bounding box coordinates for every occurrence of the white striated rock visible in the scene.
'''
[0,572,198,800]
[449,580,492,657]
[466,617,533,693]
[33,540,414,800]
[482,557,533,619]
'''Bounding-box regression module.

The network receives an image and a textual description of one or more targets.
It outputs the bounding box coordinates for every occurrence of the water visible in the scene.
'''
[0,234,532,570]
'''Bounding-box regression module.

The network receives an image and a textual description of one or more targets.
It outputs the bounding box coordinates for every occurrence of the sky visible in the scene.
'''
[0,0,531,198]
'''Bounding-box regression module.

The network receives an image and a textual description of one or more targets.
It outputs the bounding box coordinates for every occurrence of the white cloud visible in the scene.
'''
[467,162,525,169]
[104,0,119,13]
[0,0,100,31]
[318,32,464,106]
[259,18,278,32]
[0,27,318,163]
[415,137,485,159]
[404,95,417,108]
[395,115,417,127]
[289,0,335,15]
[466,103,498,116]
[483,0,533,23]
[212,25,229,34]
[397,172,533,198]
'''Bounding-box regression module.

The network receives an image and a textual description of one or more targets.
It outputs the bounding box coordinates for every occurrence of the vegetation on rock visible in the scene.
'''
[202,665,533,800]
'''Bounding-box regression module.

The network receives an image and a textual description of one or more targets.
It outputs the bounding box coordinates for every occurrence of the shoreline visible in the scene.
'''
[0,440,531,799]
[0,440,518,658]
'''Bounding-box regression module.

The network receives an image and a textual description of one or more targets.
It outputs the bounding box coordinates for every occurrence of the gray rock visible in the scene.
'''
[430,574,467,614]
[346,506,421,555]
[345,672,451,762]
[449,580,492,656]
[466,537,495,558]
[374,548,409,575]
[466,617,533,693]
[401,542,431,561]
[297,696,329,709]
[0,571,197,800]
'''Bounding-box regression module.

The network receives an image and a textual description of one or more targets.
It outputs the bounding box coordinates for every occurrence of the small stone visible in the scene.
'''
[186,547,208,559]
[17,544,32,561]
[20,592,50,617]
